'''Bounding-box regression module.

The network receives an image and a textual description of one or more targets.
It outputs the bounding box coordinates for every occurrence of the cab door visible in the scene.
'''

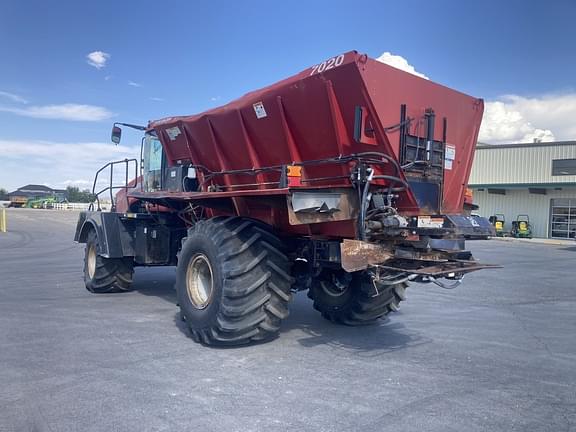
[142,135,166,192]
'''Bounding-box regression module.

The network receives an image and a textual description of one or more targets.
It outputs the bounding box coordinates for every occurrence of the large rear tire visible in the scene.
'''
[176,217,293,346]
[308,269,406,325]
[83,230,134,293]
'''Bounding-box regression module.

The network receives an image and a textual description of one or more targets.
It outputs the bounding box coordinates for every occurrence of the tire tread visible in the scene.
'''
[178,217,293,346]
[309,270,406,326]
[84,231,133,294]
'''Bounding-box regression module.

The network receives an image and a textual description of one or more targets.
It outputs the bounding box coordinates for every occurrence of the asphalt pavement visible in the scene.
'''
[0,209,575,432]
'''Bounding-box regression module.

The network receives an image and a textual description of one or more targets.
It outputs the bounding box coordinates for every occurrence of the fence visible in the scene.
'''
[51,202,92,211]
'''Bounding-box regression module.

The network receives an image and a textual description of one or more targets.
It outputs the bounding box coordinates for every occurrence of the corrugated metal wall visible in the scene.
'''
[469,143,576,185]
[472,187,576,237]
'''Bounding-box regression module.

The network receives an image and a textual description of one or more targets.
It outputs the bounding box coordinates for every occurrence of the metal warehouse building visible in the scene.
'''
[469,141,576,239]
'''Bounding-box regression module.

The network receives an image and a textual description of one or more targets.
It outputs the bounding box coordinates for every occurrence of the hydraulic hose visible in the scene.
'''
[359,181,369,240]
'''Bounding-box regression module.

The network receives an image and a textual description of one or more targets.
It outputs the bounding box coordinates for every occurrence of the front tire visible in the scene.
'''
[308,269,406,325]
[83,230,134,293]
[176,217,293,346]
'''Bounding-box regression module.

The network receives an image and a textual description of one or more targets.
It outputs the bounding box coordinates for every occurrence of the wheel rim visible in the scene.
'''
[186,254,214,309]
[320,272,349,297]
[87,244,97,279]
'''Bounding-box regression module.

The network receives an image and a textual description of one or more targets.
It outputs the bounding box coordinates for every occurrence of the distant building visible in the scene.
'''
[469,141,576,239]
[8,184,67,207]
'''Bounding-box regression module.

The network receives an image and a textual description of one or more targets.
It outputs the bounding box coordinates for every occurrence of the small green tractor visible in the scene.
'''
[489,214,506,237]
[511,214,532,239]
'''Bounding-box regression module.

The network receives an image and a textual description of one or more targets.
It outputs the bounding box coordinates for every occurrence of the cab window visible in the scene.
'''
[143,134,165,192]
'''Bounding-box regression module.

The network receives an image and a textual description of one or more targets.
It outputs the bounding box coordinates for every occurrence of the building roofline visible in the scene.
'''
[476,140,576,149]
[469,182,576,188]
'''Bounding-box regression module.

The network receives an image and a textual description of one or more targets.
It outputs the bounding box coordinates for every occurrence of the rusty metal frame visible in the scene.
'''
[340,239,394,272]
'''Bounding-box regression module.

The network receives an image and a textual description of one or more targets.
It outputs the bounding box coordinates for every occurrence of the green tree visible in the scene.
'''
[66,186,95,203]
[0,188,8,200]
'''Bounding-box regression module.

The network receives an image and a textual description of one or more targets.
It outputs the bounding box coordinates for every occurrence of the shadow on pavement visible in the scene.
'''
[131,267,177,304]
[281,293,429,355]
[131,268,428,354]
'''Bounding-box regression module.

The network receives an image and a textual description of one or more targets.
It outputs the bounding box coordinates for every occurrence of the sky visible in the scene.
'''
[1,0,575,191]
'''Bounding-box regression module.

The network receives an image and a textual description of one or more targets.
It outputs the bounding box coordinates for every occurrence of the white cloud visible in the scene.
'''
[149,97,164,102]
[210,96,221,102]
[0,139,135,160]
[0,90,28,104]
[0,139,140,191]
[61,179,93,186]
[376,52,429,80]
[128,81,142,87]
[479,93,576,144]
[86,51,110,69]
[0,103,113,121]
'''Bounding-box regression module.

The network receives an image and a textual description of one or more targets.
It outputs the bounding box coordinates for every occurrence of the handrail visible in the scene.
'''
[90,158,138,212]
[198,152,403,191]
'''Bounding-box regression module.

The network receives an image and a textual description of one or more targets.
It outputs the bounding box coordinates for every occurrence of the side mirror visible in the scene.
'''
[111,126,122,144]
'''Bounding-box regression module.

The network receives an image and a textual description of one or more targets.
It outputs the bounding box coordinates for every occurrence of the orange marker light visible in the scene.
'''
[287,165,302,186]
[287,165,302,177]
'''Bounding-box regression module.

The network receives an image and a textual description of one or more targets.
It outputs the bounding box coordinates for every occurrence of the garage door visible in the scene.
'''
[550,199,576,239]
